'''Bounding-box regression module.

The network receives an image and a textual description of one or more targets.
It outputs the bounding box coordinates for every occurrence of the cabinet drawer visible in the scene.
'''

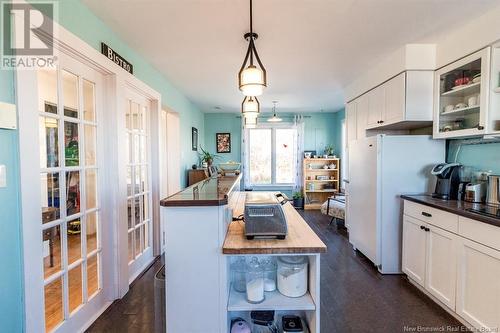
[404,200,458,233]
[459,217,500,251]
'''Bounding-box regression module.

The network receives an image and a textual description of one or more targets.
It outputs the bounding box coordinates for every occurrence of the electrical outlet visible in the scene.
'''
[0,165,6,188]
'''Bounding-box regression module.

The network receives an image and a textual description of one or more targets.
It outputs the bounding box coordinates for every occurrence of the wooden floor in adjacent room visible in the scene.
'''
[86,211,467,333]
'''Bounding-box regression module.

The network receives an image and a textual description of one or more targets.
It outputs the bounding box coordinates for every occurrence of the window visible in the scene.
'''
[247,126,297,186]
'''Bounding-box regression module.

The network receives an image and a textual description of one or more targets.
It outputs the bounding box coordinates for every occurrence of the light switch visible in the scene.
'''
[0,102,17,130]
[0,165,6,188]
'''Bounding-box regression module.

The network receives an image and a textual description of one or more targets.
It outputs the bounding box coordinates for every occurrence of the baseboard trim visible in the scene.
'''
[129,255,161,287]
[79,301,113,333]
[406,276,474,329]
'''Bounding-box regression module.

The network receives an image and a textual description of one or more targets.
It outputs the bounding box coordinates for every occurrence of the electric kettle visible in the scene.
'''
[487,175,500,206]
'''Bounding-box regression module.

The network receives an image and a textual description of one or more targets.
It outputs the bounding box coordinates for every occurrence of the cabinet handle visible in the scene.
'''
[425,227,430,232]
[380,120,384,124]
[376,121,381,124]
[477,125,485,130]
[420,225,426,230]
[421,212,432,218]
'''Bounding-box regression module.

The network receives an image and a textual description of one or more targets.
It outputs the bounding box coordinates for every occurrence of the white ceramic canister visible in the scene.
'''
[277,256,308,298]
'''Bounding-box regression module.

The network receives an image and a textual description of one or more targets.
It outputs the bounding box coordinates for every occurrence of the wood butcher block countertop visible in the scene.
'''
[160,174,241,207]
[223,193,327,254]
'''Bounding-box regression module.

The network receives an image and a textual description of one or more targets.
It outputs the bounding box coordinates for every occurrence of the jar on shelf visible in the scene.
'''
[261,258,277,292]
[231,257,247,293]
[277,256,308,298]
[245,257,265,304]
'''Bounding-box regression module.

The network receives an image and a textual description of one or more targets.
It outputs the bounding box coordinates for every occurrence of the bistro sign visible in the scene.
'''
[101,42,133,74]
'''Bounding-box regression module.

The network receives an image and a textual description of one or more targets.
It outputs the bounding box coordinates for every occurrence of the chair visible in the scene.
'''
[321,192,346,226]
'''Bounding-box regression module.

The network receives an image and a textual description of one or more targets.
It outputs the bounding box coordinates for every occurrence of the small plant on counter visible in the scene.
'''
[199,146,219,166]
[292,191,304,209]
[324,144,335,157]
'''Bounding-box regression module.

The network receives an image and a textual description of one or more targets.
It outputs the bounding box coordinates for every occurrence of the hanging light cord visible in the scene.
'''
[250,0,253,35]
[249,0,254,65]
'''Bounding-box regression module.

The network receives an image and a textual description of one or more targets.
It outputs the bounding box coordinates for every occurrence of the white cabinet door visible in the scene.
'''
[383,73,406,125]
[346,101,357,145]
[425,225,457,310]
[456,238,500,331]
[356,94,369,140]
[367,86,384,128]
[402,216,427,286]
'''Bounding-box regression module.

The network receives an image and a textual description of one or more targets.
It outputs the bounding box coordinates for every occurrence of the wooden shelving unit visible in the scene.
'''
[303,158,340,210]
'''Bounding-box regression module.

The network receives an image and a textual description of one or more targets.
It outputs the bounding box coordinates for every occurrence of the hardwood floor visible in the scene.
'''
[44,233,99,332]
[87,210,467,332]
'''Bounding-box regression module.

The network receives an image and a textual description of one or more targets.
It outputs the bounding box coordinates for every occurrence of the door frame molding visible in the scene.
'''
[15,3,162,331]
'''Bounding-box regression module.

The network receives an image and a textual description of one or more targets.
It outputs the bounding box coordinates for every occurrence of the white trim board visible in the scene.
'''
[15,3,163,332]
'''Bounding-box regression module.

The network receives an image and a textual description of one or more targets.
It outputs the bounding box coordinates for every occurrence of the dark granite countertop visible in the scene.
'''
[160,174,241,207]
[401,195,500,228]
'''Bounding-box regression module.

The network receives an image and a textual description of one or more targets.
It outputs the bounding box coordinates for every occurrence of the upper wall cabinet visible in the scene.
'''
[363,71,434,130]
[433,48,491,139]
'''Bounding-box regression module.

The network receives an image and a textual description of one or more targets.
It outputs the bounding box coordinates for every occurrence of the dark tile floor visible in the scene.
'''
[87,210,467,333]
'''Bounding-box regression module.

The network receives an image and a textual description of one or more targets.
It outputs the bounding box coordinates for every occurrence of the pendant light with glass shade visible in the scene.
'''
[242,96,259,128]
[268,101,282,122]
[238,0,267,97]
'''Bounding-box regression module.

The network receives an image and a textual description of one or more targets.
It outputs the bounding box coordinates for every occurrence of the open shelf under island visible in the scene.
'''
[160,175,326,333]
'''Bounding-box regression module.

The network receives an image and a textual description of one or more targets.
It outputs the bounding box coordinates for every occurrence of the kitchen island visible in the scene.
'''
[160,175,326,333]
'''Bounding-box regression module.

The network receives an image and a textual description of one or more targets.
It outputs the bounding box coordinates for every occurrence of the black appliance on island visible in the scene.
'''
[431,163,461,200]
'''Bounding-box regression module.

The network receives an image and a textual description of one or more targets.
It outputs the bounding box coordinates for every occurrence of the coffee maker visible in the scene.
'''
[431,163,461,200]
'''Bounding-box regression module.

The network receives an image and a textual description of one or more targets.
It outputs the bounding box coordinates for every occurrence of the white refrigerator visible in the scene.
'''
[346,135,445,274]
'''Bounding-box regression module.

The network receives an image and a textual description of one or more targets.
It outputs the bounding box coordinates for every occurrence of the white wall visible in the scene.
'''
[433,5,500,68]
[345,3,500,102]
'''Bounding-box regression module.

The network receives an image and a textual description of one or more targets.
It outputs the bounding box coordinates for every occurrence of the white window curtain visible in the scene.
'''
[294,115,305,194]
[241,117,250,190]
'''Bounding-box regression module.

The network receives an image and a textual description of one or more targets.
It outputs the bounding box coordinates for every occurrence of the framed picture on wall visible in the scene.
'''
[192,127,198,151]
[216,133,231,153]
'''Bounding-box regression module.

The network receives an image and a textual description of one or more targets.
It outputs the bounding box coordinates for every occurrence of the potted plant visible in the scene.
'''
[292,191,304,209]
[324,144,335,157]
[199,146,219,167]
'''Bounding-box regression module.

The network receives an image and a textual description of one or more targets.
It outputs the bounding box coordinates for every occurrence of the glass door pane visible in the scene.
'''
[438,58,482,133]
[125,97,152,271]
[38,62,102,332]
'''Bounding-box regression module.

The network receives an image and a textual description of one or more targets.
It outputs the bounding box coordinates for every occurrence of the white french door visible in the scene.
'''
[124,89,154,282]
[32,54,110,332]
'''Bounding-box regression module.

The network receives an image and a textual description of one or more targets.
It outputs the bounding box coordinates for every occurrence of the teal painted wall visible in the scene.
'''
[331,109,346,160]
[0,1,205,330]
[0,69,24,332]
[203,112,343,165]
[32,0,204,185]
[301,112,339,155]
[203,113,241,164]
[447,139,500,174]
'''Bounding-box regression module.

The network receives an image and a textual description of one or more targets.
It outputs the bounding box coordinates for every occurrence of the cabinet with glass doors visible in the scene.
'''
[433,48,490,138]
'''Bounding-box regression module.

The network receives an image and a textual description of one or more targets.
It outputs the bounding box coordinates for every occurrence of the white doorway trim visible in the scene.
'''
[15,4,162,332]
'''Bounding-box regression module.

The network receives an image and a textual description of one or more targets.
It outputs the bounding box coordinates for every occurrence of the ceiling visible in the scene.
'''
[83,0,499,113]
